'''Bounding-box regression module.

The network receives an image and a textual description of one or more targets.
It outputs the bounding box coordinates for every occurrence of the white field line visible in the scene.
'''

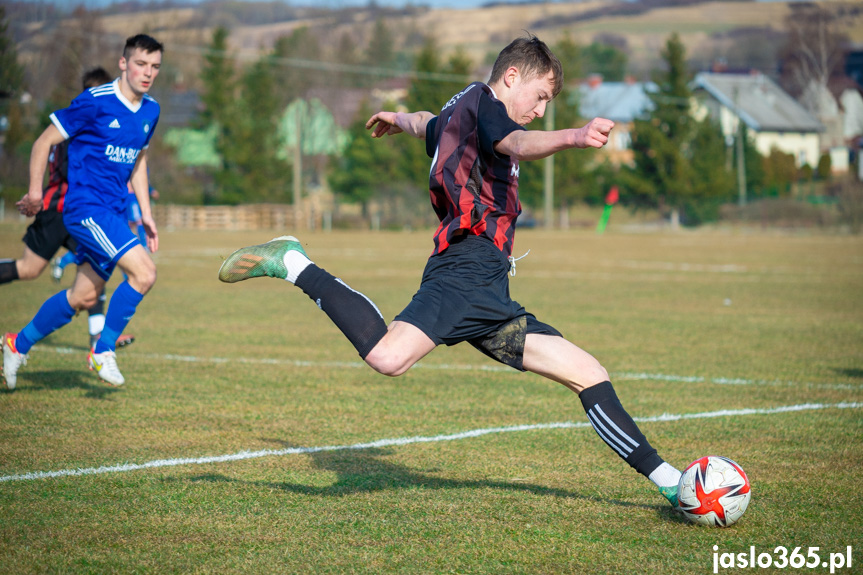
[35,345,863,391]
[1,402,861,484]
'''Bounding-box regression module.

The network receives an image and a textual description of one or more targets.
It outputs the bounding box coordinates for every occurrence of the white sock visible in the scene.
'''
[88,314,106,336]
[648,462,682,489]
[283,250,313,284]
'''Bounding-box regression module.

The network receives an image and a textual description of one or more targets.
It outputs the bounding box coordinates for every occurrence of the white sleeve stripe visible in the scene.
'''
[587,413,630,457]
[587,410,633,456]
[49,113,70,140]
[594,404,641,449]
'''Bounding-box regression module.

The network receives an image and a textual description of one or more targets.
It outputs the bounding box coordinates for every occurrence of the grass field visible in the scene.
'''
[1,223,861,574]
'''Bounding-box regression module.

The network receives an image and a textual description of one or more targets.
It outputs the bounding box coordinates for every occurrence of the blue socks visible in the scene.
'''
[16,291,77,354]
[94,281,143,353]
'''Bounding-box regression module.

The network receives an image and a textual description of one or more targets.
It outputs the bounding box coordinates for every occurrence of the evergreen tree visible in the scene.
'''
[520,35,600,216]
[625,33,731,225]
[365,18,395,84]
[198,27,235,129]
[218,56,289,204]
[581,42,627,82]
[0,5,23,114]
[329,101,399,218]
[272,27,323,107]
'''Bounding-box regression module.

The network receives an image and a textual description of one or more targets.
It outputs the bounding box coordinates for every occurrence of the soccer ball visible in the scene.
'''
[677,456,751,527]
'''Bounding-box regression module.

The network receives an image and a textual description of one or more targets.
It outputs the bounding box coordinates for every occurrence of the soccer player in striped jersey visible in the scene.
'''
[3,34,163,389]
[219,34,683,507]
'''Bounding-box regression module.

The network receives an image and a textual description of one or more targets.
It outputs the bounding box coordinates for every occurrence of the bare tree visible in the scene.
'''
[780,4,849,112]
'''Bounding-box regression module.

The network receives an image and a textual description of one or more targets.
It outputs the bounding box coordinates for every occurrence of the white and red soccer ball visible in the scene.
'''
[677,456,751,527]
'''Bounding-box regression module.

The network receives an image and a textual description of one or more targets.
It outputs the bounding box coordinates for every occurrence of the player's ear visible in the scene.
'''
[503,66,519,89]
[119,57,127,72]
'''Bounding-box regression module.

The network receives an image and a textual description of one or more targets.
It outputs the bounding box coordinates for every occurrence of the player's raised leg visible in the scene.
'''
[523,333,682,506]
[219,237,402,364]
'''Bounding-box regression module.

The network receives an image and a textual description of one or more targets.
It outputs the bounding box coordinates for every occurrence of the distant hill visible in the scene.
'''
[9,1,863,107]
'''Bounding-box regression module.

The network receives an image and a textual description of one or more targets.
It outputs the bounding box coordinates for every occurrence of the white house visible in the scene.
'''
[692,72,823,168]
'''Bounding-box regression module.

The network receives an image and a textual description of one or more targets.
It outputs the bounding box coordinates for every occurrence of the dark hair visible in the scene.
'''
[82,67,112,90]
[123,34,164,59]
[488,33,563,98]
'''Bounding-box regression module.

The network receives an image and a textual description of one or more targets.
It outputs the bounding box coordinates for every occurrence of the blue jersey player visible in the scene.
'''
[3,34,163,389]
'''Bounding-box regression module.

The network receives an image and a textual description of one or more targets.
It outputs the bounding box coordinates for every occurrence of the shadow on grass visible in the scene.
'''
[7,369,121,399]
[189,446,681,519]
[833,367,863,379]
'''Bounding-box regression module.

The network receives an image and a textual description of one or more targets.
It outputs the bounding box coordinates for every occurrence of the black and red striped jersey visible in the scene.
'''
[42,142,69,213]
[425,82,525,258]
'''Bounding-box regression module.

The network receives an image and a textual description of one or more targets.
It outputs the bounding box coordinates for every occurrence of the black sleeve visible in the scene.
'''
[477,91,524,158]
[425,116,439,158]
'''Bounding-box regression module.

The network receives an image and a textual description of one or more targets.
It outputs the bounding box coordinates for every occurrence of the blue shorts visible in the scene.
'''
[63,209,140,281]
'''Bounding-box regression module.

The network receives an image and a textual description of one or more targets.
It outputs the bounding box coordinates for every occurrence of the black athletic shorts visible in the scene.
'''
[22,208,77,261]
[394,234,561,371]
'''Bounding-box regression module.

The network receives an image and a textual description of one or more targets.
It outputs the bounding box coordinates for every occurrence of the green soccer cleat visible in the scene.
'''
[218,236,307,283]
[659,484,679,508]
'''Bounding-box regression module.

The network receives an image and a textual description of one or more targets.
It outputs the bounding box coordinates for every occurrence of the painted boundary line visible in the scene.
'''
[36,345,863,391]
[1,401,860,484]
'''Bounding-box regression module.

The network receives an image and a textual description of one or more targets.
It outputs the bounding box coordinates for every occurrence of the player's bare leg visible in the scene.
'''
[524,333,682,506]
[363,321,436,377]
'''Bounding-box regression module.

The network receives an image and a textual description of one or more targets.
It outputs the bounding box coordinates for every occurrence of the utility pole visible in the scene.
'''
[293,109,302,229]
[543,99,555,229]
[733,87,747,206]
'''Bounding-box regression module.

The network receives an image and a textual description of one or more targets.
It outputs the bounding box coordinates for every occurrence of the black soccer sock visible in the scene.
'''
[294,264,389,359]
[89,288,107,316]
[579,381,664,478]
[0,260,19,284]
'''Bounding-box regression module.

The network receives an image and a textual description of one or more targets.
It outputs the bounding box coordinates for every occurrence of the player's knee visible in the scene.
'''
[16,260,46,280]
[579,364,610,389]
[68,290,99,311]
[364,349,411,377]
[129,264,157,293]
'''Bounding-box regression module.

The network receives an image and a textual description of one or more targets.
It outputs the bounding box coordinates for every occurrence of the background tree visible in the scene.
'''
[198,26,235,129]
[402,38,473,194]
[779,3,849,110]
[329,101,399,219]
[42,7,111,112]
[581,41,627,82]
[0,5,23,111]
[364,18,396,85]
[520,35,599,223]
[272,26,323,107]
[0,5,27,196]
[216,55,289,204]
[624,33,731,225]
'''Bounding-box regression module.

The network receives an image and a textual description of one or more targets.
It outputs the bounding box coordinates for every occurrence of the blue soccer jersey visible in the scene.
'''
[50,79,160,216]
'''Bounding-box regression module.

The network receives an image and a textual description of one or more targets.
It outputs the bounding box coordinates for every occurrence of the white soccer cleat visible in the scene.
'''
[3,332,28,391]
[88,349,125,386]
[51,257,64,283]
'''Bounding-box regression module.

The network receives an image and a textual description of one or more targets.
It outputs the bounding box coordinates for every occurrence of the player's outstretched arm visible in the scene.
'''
[19,124,65,217]
[495,117,614,161]
[366,111,435,140]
